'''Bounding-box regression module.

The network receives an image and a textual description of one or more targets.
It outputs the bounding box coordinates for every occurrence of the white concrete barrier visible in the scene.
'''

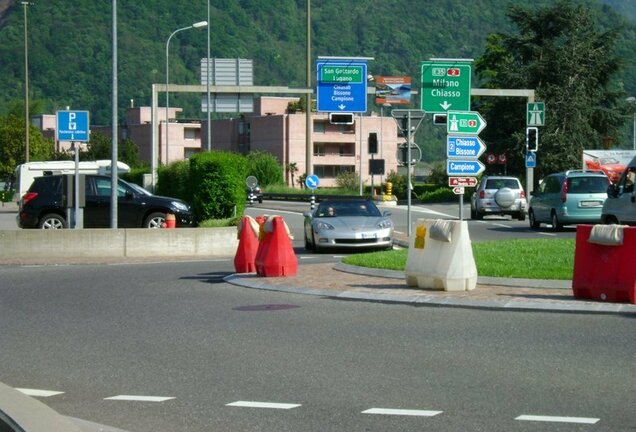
[0,228,238,259]
[405,218,477,291]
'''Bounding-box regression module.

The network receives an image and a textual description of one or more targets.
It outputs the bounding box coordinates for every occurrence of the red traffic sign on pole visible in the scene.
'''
[448,176,478,187]
[452,186,465,195]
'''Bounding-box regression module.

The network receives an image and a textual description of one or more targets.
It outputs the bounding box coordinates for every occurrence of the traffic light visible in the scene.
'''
[329,112,354,125]
[368,132,378,154]
[433,113,447,126]
[526,127,539,152]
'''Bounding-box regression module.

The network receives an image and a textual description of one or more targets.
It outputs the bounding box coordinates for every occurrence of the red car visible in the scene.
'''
[585,157,625,183]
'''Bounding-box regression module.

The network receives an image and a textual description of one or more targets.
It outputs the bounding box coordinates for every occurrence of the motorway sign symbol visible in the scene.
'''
[448,177,478,187]
[56,110,90,142]
[452,186,465,195]
[526,152,537,168]
[527,102,545,126]
[305,174,320,190]
[447,159,485,176]
[447,136,486,159]
[316,60,368,113]
[447,111,486,135]
[421,61,471,114]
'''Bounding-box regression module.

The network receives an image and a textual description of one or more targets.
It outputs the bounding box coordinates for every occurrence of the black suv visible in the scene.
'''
[17,174,194,229]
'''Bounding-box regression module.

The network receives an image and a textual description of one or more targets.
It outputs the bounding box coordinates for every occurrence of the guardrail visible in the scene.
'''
[263,192,372,202]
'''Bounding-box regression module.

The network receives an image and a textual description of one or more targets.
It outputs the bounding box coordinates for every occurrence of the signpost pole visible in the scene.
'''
[73,141,81,229]
[407,111,412,238]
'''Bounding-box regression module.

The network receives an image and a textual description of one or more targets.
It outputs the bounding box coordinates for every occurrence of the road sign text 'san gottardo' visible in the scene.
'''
[316,60,368,113]
[421,61,471,114]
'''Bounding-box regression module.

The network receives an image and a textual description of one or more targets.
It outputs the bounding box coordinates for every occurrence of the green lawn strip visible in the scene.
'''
[342,239,575,280]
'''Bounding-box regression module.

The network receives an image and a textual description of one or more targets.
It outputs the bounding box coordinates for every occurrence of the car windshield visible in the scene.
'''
[566,176,608,193]
[316,201,382,217]
[485,179,519,189]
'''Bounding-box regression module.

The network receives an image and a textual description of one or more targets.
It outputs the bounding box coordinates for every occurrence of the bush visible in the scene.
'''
[121,166,150,188]
[427,162,448,187]
[385,170,407,198]
[335,170,360,192]
[189,151,248,221]
[418,187,457,203]
[156,160,192,202]
[246,151,284,187]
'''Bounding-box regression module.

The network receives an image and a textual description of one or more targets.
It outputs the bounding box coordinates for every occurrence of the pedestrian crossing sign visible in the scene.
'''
[527,102,545,126]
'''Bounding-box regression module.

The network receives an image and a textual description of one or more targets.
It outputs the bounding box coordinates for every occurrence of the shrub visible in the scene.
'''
[246,151,284,187]
[418,187,456,203]
[189,151,248,221]
[156,160,191,202]
[335,170,360,192]
[427,162,448,187]
[385,170,407,198]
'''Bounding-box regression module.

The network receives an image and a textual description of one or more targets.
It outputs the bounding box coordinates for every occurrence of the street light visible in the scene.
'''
[22,1,32,163]
[165,20,207,164]
[627,96,636,150]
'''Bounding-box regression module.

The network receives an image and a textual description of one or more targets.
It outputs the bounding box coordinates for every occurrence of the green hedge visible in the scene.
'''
[189,151,248,221]
[156,160,192,202]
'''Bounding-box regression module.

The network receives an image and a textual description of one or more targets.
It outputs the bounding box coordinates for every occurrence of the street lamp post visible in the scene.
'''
[627,97,636,151]
[22,1,32,163]
[165,20,207,164]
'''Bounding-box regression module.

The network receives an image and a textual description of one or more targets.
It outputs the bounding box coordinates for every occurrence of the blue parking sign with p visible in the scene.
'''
[56,110,90,142]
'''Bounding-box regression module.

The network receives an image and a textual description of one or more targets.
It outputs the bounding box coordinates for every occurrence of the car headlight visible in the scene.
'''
[377,219,393,229]
[315,221,335,232]
[171,201,189,212]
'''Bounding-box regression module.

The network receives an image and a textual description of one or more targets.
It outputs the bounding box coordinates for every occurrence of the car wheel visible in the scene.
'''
[304,233,312,250]
[604,215,619,225]
[529,210,540,229]
[472,209,483,220]
[550,212,562,231]
[258,197,263,204]
[517,211,526,221]
[144,212,166,229]
[39,213,67,229]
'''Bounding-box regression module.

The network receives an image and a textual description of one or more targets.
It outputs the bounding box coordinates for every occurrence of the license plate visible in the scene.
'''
[580,200,602,207]
[360,233,377,239]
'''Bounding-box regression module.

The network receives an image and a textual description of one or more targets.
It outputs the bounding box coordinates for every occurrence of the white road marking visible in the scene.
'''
[15,388,64,397]
[104,395,175,402]
[299,256,317,260]
[537,232,558,237]
[362,408,443,417]
[226,401,301,409]
[516,415,600,424]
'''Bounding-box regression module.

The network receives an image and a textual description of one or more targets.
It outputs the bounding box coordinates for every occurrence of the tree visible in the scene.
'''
[285,162,298,187]
[474,1,627,183]
[246,151,284,187]
[0,112,54,178]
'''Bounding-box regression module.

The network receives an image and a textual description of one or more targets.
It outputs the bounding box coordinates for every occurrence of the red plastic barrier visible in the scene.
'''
[572,224,636,304]
[255,216,297,277]
[233,216,260,273]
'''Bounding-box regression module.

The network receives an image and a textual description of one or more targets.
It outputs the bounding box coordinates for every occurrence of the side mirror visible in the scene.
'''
[607,184,619,198]
[383,210,392,217]
[302,211,313,218]
[125,191,134,200]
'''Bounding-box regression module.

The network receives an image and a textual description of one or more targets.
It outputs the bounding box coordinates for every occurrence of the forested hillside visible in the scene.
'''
[0,0,634,125]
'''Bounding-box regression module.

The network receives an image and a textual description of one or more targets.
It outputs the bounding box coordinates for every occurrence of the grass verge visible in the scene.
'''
[342,238,575,280]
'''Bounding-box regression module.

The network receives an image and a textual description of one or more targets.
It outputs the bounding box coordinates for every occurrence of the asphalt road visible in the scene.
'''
[1,260,634,432]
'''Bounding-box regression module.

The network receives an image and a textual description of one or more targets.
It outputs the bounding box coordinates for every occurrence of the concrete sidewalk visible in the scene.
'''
[224,262,636,315]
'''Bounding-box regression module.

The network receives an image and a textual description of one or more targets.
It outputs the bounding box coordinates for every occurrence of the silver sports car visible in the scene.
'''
[303,199,394,252]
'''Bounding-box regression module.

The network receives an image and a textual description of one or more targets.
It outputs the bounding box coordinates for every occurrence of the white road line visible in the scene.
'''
[362,408,443,417]
[516,415,600,424]
[226,401,301,409]
[537,232,558,237]
[15,388,65,397]
[104,395,175,402]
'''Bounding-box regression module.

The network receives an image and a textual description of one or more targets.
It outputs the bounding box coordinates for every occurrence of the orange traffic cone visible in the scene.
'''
[255,216,297,277]
[234,216,260,273]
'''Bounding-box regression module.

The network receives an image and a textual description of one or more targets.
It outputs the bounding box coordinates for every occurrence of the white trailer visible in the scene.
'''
[14,160,131,199]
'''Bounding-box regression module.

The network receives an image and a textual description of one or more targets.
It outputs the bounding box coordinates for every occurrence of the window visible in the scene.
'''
[313,121,326,133]
[314,165,354,178]
[184,128,197,140]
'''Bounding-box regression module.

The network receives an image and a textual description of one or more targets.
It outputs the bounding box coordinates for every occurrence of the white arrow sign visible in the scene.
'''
[440,101,452,110]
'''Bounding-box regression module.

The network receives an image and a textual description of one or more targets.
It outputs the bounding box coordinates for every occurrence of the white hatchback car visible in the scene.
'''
[470,176,527,221]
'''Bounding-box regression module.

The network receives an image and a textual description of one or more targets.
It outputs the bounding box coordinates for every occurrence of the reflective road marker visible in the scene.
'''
[226,401,301,409]
[362,408,443,417]
[16,388,64,397]
[516,415,600,424]
[104,395,175,402]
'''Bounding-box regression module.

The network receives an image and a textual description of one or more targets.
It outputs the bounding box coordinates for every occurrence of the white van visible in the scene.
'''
[601,155,636,225]
[14,160,130,200]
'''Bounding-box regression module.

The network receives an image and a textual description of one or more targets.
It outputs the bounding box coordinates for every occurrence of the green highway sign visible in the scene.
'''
[446,110,486,135]
[320,65,364,84]
[421,62,471,113]
[527,102,545,126]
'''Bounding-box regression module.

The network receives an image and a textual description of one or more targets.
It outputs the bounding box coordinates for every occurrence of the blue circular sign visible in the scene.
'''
[305,174,320,190]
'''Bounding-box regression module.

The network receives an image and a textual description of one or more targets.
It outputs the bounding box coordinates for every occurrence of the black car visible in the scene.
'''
[246,185,263,204]
[17,174,194,229]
